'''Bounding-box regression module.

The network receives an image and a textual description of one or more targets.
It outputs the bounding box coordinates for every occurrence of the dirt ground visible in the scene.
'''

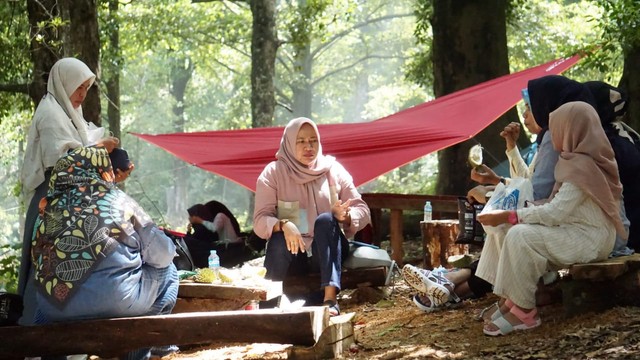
[163,239,640,360]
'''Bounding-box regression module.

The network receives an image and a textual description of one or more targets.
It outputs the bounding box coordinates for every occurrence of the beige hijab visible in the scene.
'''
[275,117,335,183]
[550,101,627,239]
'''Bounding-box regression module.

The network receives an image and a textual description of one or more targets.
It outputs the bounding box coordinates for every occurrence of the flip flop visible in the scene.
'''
[323,300,340,317]
[412,294,463,313]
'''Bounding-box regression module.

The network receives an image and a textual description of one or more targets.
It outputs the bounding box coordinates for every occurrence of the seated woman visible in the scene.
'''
[32,146,178,359]
[253,117,371,316]
[185,201,247,268]
[476,101,627,336]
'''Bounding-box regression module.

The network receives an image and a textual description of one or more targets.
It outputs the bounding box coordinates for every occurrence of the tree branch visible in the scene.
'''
[310,12,414,59]
[311,54,406,86]
[0,83,30,95]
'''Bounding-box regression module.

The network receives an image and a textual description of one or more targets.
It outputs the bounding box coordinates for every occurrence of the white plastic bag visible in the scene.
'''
[480,177,534,236]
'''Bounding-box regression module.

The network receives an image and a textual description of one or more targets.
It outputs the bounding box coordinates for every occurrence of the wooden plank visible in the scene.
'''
[178,281,282,301]
[174,281,282,312]
[0,308,328,360]
[390,209,404,265]
[569,253,640,281]
[361,193,459,216]
[283,267,388,297]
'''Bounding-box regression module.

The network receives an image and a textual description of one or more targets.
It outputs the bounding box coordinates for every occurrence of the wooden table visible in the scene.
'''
[361,193,459,266]
[175,280,283,313]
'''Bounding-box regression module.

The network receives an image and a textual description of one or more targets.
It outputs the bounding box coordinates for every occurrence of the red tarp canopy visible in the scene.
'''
[132,55,580,192]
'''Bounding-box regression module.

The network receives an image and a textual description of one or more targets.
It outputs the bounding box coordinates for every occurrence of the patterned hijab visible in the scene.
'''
[549,102,627,239]
[32,147,152,308]
[275,117,335,184]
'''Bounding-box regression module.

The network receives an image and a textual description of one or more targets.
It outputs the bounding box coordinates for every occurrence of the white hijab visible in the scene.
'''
[46,57,97,144]
[21,58,99,199]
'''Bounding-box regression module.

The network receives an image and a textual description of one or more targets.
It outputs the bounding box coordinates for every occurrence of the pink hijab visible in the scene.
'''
[275,117,335,183]
[550,101,627,239]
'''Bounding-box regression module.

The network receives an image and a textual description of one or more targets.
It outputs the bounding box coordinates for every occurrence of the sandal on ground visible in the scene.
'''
[412,294,463,313]
[483,306,541,336]
[323,300,340,317]
[476,299,514,322]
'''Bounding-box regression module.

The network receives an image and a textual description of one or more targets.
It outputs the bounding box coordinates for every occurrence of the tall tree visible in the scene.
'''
[595,0,640,132]
[429,0,517,195]
[166,55,194,225]
[26,0,62,105]
[25,0,101,124]
[103,0,122,140]
[249,0,277,127]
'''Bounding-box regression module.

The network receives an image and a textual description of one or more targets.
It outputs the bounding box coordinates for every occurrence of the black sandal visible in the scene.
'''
[323,300,340,316]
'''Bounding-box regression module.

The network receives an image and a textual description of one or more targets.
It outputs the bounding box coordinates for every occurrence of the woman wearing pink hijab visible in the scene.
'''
[253,117,371,315]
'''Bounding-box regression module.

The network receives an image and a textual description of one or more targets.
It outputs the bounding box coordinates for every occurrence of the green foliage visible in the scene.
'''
[359,154,438,195]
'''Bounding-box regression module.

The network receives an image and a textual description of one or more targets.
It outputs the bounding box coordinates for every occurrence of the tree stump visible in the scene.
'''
[421,220,468,269]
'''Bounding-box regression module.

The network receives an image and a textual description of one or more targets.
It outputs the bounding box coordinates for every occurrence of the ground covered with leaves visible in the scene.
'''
[163,239,640,359]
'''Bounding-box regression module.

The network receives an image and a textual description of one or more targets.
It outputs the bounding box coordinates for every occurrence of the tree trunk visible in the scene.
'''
[105,0,122,141]
[26,0,62,105]
[61,0,101,126]
[431,0,518,195]
[166,57,194,226]
[619,45,640,132]
[250,0,277,127]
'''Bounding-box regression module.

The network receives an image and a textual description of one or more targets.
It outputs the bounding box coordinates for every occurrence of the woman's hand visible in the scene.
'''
[97,136,120,153]
[332,199,352,224]
[114,163,134,183]
[470,164,500,185]
[282,221,305,254]
[500,122,521,150]
[467,185,494,205]
[477,210,510,227]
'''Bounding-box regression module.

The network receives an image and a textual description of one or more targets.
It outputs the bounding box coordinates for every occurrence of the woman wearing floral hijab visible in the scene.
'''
[253,117,371,315]
[32,146,178,359]
[477,102,626,336]
[19,58,122,325]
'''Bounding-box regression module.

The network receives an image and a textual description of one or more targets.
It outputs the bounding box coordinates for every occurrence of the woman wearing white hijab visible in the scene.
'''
[18,57,120,325]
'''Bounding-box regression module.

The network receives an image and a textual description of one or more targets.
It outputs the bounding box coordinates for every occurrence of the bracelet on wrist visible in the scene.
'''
[279,219,290,231]
[508,211,518,225]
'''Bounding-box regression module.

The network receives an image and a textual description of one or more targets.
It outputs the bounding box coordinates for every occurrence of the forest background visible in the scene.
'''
[0,0,638,293]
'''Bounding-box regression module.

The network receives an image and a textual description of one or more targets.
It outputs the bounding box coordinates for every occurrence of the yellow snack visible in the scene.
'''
[193,267,217,283]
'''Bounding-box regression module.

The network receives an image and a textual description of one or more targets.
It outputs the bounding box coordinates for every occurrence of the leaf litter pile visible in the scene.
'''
[158,239,640,359]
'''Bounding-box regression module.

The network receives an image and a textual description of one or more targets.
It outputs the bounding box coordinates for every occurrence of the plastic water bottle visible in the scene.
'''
[208,250,220,276]
[423,201,433,222]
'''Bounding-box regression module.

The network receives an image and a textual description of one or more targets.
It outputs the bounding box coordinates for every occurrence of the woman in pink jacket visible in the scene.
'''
[253,117,371,315]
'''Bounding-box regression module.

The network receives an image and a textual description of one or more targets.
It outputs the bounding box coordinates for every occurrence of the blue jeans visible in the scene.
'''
[264,213,348,290]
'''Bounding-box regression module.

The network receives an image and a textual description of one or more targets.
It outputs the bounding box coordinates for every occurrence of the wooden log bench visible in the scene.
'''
[561,253,640,316]
[175,280,282,312]
[361,193,459,266]
[0,307,353,360]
